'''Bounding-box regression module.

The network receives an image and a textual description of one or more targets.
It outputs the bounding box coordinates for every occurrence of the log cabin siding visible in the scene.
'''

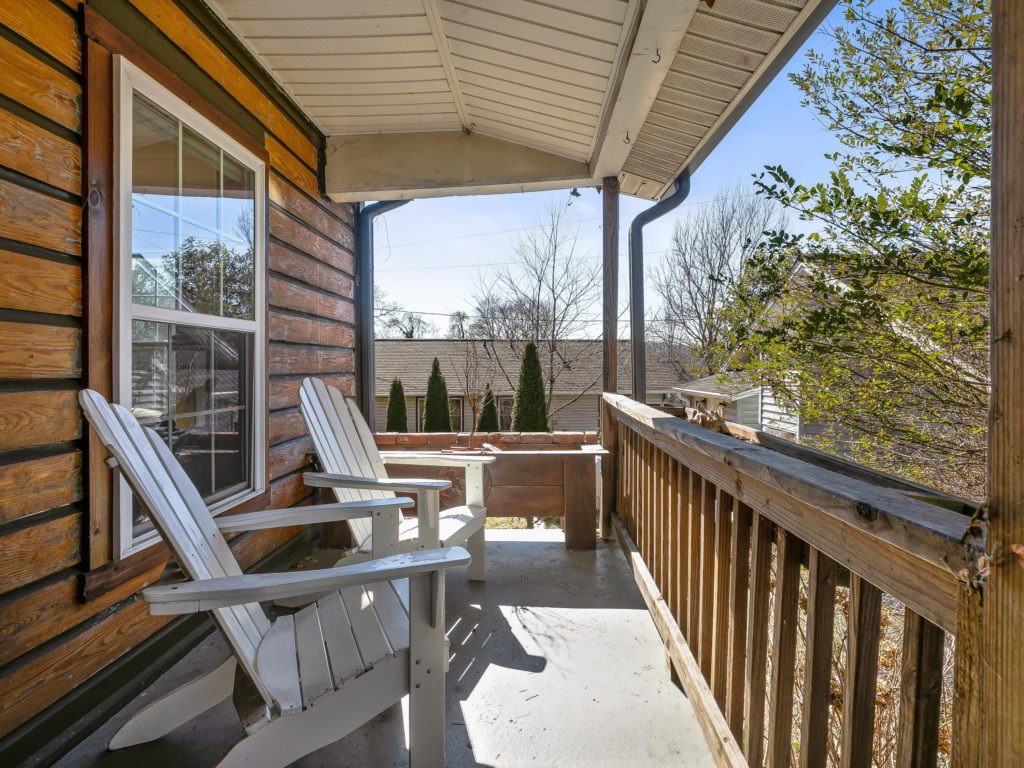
[0,0,354,742]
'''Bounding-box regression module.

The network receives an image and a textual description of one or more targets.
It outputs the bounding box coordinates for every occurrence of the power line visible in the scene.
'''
[373,190,764,251]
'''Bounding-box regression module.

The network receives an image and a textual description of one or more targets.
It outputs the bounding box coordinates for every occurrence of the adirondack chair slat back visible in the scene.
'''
[299,378,393,551]
[79,390,275,708]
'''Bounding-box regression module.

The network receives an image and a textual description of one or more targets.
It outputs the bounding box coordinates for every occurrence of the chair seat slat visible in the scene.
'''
[368,580,409,653]
[316,591,364,686]
[340,585,393,666]
[256,614,302,716]
[294,604,334,708]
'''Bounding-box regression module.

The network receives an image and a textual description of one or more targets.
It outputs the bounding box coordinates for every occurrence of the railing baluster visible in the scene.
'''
[727,501,753,740]
[635,432,644,553]
[655,447,665,595]
[661,451,672,609]
[711,490,734,708]
[687,469,701,647]
[767,529,802,768]
[800,548,838,768]
[698,478,716,680]
[841,575,883,768]
[642,438,652,566]
[745,512,774,768]
[676,461,690,629]
[896,609,945,768]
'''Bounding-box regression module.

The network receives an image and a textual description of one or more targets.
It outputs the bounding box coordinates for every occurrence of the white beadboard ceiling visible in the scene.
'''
[207,0,833,201]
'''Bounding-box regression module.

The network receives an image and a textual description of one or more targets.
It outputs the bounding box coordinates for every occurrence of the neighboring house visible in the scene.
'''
[675,373,810,440]
[375,339,686,432]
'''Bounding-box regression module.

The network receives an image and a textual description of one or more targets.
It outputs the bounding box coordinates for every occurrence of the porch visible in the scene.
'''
[55,528,714,768]
[0,0,1018,765]
[50,390,978,768]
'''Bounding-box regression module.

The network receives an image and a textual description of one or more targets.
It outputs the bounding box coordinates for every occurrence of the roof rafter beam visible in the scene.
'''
[324,131,593,202]
[591,0,699,181]
[422,0,471,132]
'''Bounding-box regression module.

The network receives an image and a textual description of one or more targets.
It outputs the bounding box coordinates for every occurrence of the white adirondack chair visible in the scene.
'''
[79,389,468,768]
[299,377,493,581]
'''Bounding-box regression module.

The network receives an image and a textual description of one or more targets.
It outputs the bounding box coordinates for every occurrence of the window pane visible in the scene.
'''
[498,397,513,430]
[221,154,256,320]
[131,93,255,321]
[131,96,179,314]
[449,398,462,431]
[130,320,253,531]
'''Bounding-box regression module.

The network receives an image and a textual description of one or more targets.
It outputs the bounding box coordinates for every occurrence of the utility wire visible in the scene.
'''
[373,190,763,251]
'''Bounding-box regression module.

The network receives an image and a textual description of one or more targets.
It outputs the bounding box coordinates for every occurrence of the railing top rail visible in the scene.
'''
[604,393,979,631]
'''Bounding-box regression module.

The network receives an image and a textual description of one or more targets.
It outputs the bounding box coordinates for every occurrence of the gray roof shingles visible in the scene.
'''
[375,339,686,396]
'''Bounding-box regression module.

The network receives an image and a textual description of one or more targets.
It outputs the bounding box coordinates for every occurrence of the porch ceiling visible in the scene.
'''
[206,0,832,201]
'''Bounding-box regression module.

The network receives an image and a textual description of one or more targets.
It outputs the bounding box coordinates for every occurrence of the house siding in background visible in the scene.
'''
[0,0,356,741]
[374,339,685,433]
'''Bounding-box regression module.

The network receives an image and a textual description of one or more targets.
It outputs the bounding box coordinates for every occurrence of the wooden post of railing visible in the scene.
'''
[963,3,1024,766]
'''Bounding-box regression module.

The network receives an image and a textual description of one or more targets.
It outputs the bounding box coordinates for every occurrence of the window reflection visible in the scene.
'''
[130,94,255,321]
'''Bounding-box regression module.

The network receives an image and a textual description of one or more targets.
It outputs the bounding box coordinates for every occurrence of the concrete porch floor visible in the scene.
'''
[57,530,714,767]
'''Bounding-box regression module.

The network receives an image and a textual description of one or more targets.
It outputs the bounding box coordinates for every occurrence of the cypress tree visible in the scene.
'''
[385,378,408,432]
[422,357,452,432]
[511,341,549,431]
[477,384,499,432]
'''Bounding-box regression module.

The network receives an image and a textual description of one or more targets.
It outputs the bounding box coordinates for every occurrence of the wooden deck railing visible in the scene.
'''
[601,393,980,768]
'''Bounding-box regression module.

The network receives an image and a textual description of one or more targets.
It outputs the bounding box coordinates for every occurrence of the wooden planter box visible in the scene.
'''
[378,434,603,551]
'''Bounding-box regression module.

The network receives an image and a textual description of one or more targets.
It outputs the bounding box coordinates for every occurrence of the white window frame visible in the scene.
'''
[113,56,266,558]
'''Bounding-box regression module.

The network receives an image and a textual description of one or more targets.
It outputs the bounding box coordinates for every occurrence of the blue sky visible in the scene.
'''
[374,4,850,338]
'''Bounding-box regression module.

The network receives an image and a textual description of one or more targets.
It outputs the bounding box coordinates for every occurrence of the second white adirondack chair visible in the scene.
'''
[299,377,493,581]
[79,389,468,768]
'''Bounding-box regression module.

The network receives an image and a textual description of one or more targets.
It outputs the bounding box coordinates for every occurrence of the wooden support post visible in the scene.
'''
[968,2,1024,765]
[600,176,619,541]
[602,176,619,394]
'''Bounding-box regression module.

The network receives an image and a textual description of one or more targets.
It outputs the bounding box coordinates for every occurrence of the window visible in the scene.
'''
[498,396,514,430]
[449,397,463,431]
[414,396,463,431]
[114,58,266,557]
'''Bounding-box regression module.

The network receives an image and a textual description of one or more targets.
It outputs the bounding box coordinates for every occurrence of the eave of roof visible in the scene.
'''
[203,0,836,202]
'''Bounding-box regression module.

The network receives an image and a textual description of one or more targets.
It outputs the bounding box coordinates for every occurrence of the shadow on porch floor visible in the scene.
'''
[57,530,713,767]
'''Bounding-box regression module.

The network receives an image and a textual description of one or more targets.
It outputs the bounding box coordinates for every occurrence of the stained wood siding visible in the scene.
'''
[0,0,354,741]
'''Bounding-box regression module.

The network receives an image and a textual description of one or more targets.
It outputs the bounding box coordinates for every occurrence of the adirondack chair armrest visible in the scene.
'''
[214,498,414,533]
[379,452,497,469]
[303,471,451,493]
[142,546,471,615]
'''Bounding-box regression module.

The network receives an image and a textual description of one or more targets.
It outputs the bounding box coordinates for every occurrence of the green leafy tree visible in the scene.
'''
[422,358,452,432]
[731,0,990,497]
[511,341,549,431]
[477,384,499,432]
[385,378,408,432]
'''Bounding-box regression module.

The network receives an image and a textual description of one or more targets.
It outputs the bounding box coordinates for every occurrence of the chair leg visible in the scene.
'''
[109,657,236,750]
[467,526,486,582]
[215,655,406,768]
[409,572,446,768]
